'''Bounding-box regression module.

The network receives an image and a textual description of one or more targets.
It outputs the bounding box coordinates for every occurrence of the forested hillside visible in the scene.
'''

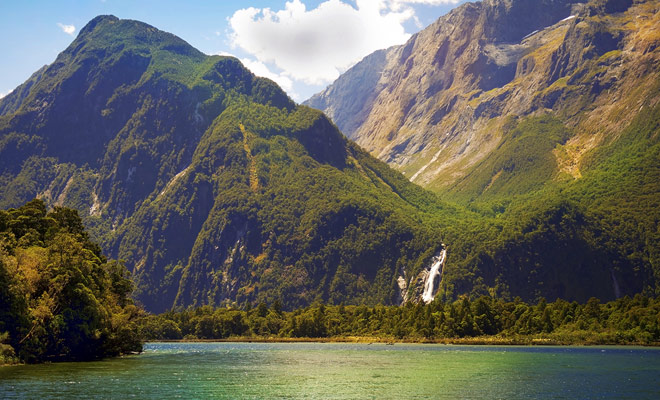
[306,0,660,303]
[1,7,658,314]
[139,296,660,345]
[0,16,457,312]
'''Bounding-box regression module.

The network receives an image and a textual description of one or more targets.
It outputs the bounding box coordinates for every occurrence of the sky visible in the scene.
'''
[0,0,468,102]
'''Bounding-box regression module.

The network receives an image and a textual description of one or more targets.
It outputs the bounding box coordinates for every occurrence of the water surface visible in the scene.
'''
[2,342,659,399]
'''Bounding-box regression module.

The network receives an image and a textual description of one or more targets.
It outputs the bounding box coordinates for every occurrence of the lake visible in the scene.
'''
[2,342,659,399]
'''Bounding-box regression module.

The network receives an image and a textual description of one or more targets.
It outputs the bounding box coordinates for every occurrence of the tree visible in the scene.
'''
[0,200,143,363]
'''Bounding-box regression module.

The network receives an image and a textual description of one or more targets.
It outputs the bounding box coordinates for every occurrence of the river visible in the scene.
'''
[2,342,659,399]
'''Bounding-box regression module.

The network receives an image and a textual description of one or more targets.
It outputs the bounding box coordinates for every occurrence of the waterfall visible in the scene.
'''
[421,248,447,304]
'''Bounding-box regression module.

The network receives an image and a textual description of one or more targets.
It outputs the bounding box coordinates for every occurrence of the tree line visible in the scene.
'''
[139,294,660,345]
[2,199,659,366]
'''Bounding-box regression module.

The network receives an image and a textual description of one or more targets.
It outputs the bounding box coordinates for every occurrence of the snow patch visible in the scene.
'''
[522,30,539,41]
[522,15,576,42]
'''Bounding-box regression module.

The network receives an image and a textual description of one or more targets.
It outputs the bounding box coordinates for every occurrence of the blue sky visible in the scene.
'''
[0,0,468,101]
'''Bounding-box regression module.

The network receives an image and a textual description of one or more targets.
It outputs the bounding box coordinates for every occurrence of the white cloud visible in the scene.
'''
[213,51,297,98]
[0,92,6,99]
[390,0,460,7]
[57,23,76,36]
[240,58,296,96]
[229,0,416,86]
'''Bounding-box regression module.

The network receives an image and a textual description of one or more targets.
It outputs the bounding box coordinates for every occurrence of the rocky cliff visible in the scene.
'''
[306,0,658,192]
[2,10,658,311]
[306,0,660,302]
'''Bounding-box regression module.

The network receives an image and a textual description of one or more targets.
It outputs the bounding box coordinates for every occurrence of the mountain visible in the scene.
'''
[305,0,658,190]
[306,0,660,298]
[0,15,461,313]
[1,11,658,313]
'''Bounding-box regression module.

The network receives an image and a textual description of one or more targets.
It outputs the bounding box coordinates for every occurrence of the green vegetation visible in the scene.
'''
[0,199,142,364]
[298,0,660,305]
[0,13,659,316]
[435,85,660,303]
[138,295,660,345]
[0,15,455,313]
[119,99,454,312]
[447,115,570,201]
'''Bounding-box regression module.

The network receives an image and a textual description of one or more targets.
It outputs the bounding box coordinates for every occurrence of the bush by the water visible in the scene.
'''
[0,199,143,363]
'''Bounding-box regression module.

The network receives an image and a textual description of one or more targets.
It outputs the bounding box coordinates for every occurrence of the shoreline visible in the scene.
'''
[4,336,657,367]
[147,336,660,347]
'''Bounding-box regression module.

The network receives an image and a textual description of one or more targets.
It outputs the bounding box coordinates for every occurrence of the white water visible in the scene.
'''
[421,249,447,304]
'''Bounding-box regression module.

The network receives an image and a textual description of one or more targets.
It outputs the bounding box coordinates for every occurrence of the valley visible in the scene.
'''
[1,0,659,318]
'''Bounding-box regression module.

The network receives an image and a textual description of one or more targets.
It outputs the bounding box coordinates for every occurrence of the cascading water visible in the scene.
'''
[421,248,447,304]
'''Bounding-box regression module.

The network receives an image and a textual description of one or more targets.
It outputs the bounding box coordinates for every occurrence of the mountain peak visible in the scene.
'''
[78,14,119,37]
[64,15,203,61]
[0,15,442,312]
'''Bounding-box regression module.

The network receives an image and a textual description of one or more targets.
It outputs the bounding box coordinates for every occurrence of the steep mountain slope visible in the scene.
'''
[305,0,659,191]
[2,12,658,312]
[306,0,660,300]
[0,16,457,312]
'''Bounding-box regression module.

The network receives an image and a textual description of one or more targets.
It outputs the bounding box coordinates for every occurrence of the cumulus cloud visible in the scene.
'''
[390,0,460,6]
[57,23,76,36]
[229,0,418,86]
[214,51,296,98]
[240,58,296,96]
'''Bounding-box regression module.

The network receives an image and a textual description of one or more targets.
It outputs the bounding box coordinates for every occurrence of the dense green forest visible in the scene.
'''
[1,201,658,366]
[138,295,660,345]
[0,200,142,364]
[0,15,456,312]
[436,99,660,303]
[0,14,658,316]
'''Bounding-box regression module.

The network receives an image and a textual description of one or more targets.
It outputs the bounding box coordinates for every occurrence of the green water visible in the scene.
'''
[2,343,659,399]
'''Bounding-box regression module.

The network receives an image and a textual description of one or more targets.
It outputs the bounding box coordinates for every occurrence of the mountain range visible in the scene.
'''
[1,0,659,312]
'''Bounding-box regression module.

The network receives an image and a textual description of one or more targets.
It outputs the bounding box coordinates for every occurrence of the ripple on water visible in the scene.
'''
[1,343,659,399]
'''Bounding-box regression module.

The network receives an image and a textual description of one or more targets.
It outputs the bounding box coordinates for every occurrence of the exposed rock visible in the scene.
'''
[305,0,660,194]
